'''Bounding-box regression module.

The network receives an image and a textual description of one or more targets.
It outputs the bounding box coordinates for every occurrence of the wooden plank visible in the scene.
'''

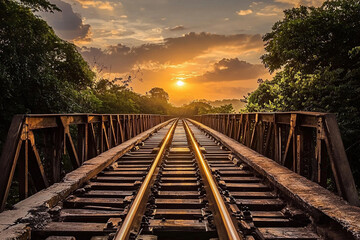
[221,176,260,183]
[264,123,273,158]
[149,219,207,231]
[88,123,98,158]
[60,209,123,221]
[100,118,104,153]
[274,120,280,163]
[65,132,80,168]
[155,199,203,209]
[53,127,64,183]
[28,131,49,190]
[84,190,134,197]
[258,227,319,239]
[109,116,117,147]
[0,115,24,211]
[230,192,276,199]
[251,211,284,218]
[282,115,296,167]
[296,133,302,174]
[157,191,199,198]
[235,199,284,211]
[324,115,360,206]
[87,182,138,190]
[253,217,291,227]
[64,196,127,208]
[18,140,28,200]
[153,209,202,219]
[37,222,109,234]
[60,117,80,168]
[45,237,76,240]
[225,183,269,191]
[235,116,242,142]
[102,122,110,151]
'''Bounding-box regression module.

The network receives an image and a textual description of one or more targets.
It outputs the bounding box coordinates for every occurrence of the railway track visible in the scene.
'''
[31,119,325,240]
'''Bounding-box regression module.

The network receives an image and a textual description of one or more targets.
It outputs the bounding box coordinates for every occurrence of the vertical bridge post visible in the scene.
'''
[193,112,359,206]
[0,114,171,212]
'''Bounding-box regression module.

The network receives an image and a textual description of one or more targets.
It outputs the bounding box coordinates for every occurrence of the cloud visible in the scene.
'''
[40,0,91,42]
[75,0,118,10]
[237,9,253,16]
[256,5,284,16]
[192,58,267,82]
[274,0,324,7]
[168,25,186,31]
[79,32,263,73]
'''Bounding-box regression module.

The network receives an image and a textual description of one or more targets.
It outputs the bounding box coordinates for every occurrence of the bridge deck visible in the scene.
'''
[0,119,359,240]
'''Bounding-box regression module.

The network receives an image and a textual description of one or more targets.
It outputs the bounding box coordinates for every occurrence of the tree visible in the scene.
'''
[261,1,360,74]
[0,0,97,146]
[246,0,360,187]
[148,87,170,102]
[212,104,235,113]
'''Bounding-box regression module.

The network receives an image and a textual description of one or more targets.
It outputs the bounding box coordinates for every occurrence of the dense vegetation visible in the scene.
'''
[0,0,234,148]
[245,0,360,187]
[0,0,96,145]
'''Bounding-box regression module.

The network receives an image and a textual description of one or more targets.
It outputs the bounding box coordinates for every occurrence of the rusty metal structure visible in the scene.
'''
[0,114,169,211]
[192,112,359,206]
[0,113,359,240]
[184,120,241,240]
[114,119,178,240]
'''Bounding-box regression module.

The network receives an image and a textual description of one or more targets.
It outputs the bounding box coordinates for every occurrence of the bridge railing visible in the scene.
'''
[0,114,170,211]
[192,112,359,205]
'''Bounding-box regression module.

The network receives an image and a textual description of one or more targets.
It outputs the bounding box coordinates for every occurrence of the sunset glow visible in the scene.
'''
[176,80,185,87]
[39,0,324,105]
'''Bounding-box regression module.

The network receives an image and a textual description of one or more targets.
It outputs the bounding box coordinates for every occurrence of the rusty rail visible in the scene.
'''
[184,120,242,240]
[114,119,177,240]
[191,112,359,206]
[0,114,170,211]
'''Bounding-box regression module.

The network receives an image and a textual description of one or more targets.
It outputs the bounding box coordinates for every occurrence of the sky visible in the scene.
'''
[40,0,324,106]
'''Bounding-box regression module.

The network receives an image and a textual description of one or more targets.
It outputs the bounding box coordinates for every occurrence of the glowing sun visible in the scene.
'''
[176,80,185,86]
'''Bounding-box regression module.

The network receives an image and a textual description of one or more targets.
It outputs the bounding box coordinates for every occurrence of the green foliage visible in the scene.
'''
[209,99,245,112]
[246,0,360,187]
[171,101,235,116]
[147,87,170,102]
[0,0,96,145]
[211,104,235,113]
[93,79,141,113]
[18,0,59,12]
[262,0,360,73]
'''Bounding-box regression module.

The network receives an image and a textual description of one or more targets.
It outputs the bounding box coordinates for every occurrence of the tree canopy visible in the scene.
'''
[0,0,98,144]
[246,0,360,187]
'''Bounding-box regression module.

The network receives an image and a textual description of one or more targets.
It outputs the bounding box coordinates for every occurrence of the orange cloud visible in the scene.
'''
[191,58,268,82]
[237,9,253,16]
[80,32,263,72]
[256,5,284,17]
[76,0,118,10]
[78,32,267,105]
[274,0,324,7]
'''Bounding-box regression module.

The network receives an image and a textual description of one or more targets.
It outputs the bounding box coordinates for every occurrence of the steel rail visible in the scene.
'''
[114,119,178,240]
[183,120,242,240]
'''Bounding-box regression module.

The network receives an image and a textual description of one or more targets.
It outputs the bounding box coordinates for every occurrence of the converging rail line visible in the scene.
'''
[0,116,359,239]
